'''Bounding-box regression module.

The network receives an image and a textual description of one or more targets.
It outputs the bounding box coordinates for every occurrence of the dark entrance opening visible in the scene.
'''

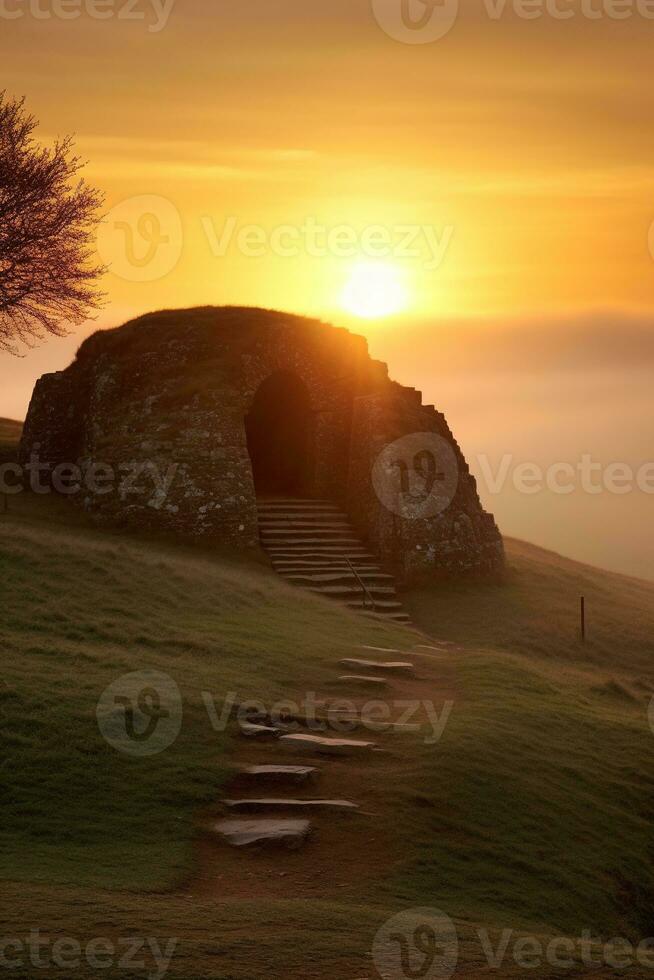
[245,371,313,496]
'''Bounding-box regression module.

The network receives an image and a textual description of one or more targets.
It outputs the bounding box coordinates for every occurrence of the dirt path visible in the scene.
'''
[187,644,460,904]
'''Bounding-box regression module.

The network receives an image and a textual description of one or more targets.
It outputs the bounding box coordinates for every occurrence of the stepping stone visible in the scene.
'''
[224,798,359,813]
[238,721,281,739]
[214,818,310,850]
[332,674,389,689]
[279,733,376,757]
[339,658,415,677]
[238,765,319,787]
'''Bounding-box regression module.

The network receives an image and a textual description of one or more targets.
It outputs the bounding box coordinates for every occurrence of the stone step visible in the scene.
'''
[277,570,390,582]
[279,733,376,757]
[258,503,340,515]
[332,674,390,689]
[268,548,376,560]
[291,580,396,594]
[237,765,319,787]
[258,496,409,624]
[262,532,360,545]
[259,518,351,529]
[213,818,310,850]
[281,568,390,578]
[260,518,354,528]
[339,658,416,677]
[272,559,386,571]
[223,798,359,814]
[262,537,362,548]
[260,514,348,523]
[306,585,397,599]
[238,722,281,739]
[258,497,334,503]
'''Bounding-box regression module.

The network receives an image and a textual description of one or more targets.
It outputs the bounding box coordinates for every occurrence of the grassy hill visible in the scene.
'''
[1,494,654,978]
[0,416,22,462]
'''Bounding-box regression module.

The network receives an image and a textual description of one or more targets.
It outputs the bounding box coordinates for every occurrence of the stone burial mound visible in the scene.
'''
[20,306,503,586]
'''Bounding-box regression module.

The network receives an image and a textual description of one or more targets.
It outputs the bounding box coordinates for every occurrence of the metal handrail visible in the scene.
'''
[345,556,377,612]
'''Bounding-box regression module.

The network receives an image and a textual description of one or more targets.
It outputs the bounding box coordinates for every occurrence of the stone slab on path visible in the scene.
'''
[332,674,390,689]
[279,732,376,757]
[238,721,281,739]
[339,658,415,677]
[214,818,310,850]
[224,798,359,813]
[238,765,319,787]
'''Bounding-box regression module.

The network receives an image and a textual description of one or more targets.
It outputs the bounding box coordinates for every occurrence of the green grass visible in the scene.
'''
[0,416,22,463]
[400,542,654,937]
[2,495,654,977]
[0,494,409,891]
[407,536,654,678]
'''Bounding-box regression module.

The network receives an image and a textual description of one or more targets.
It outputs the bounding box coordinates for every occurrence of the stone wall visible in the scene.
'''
[20,306,504,582]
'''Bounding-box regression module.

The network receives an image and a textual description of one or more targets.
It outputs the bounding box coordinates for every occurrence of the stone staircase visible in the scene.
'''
[257,497,409,623]
[213,650,421,851]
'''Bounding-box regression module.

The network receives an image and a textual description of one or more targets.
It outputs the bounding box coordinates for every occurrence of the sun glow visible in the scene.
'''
[340,261,408,319]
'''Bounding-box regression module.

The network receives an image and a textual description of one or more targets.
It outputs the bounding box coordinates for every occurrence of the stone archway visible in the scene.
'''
[245,371,314,497]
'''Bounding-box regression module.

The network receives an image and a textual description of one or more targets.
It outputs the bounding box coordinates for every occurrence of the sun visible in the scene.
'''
[340,261,408,319]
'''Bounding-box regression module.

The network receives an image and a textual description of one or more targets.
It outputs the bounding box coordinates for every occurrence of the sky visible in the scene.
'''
[1,0,653,578]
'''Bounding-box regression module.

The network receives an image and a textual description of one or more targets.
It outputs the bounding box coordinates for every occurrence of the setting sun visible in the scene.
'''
[340,262,408,319]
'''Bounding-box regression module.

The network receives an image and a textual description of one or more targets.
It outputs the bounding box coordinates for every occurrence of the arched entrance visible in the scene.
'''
[245,371,314,497]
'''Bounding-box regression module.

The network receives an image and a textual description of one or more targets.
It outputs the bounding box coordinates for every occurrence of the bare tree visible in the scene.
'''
[0,93,104,354]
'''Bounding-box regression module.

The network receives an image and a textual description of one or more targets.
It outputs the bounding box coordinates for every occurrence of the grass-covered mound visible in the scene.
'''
[0,416,22,462]
[2,495,654,977]
[0,494,408,891]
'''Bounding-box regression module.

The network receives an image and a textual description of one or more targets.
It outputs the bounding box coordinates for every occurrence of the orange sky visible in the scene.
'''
[2,0,654,353]
[2,1,654,578]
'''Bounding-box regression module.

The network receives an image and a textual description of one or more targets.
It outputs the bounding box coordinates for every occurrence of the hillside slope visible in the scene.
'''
[1,496,654,978]
[408,536,654,678]
[0,417,22,462]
